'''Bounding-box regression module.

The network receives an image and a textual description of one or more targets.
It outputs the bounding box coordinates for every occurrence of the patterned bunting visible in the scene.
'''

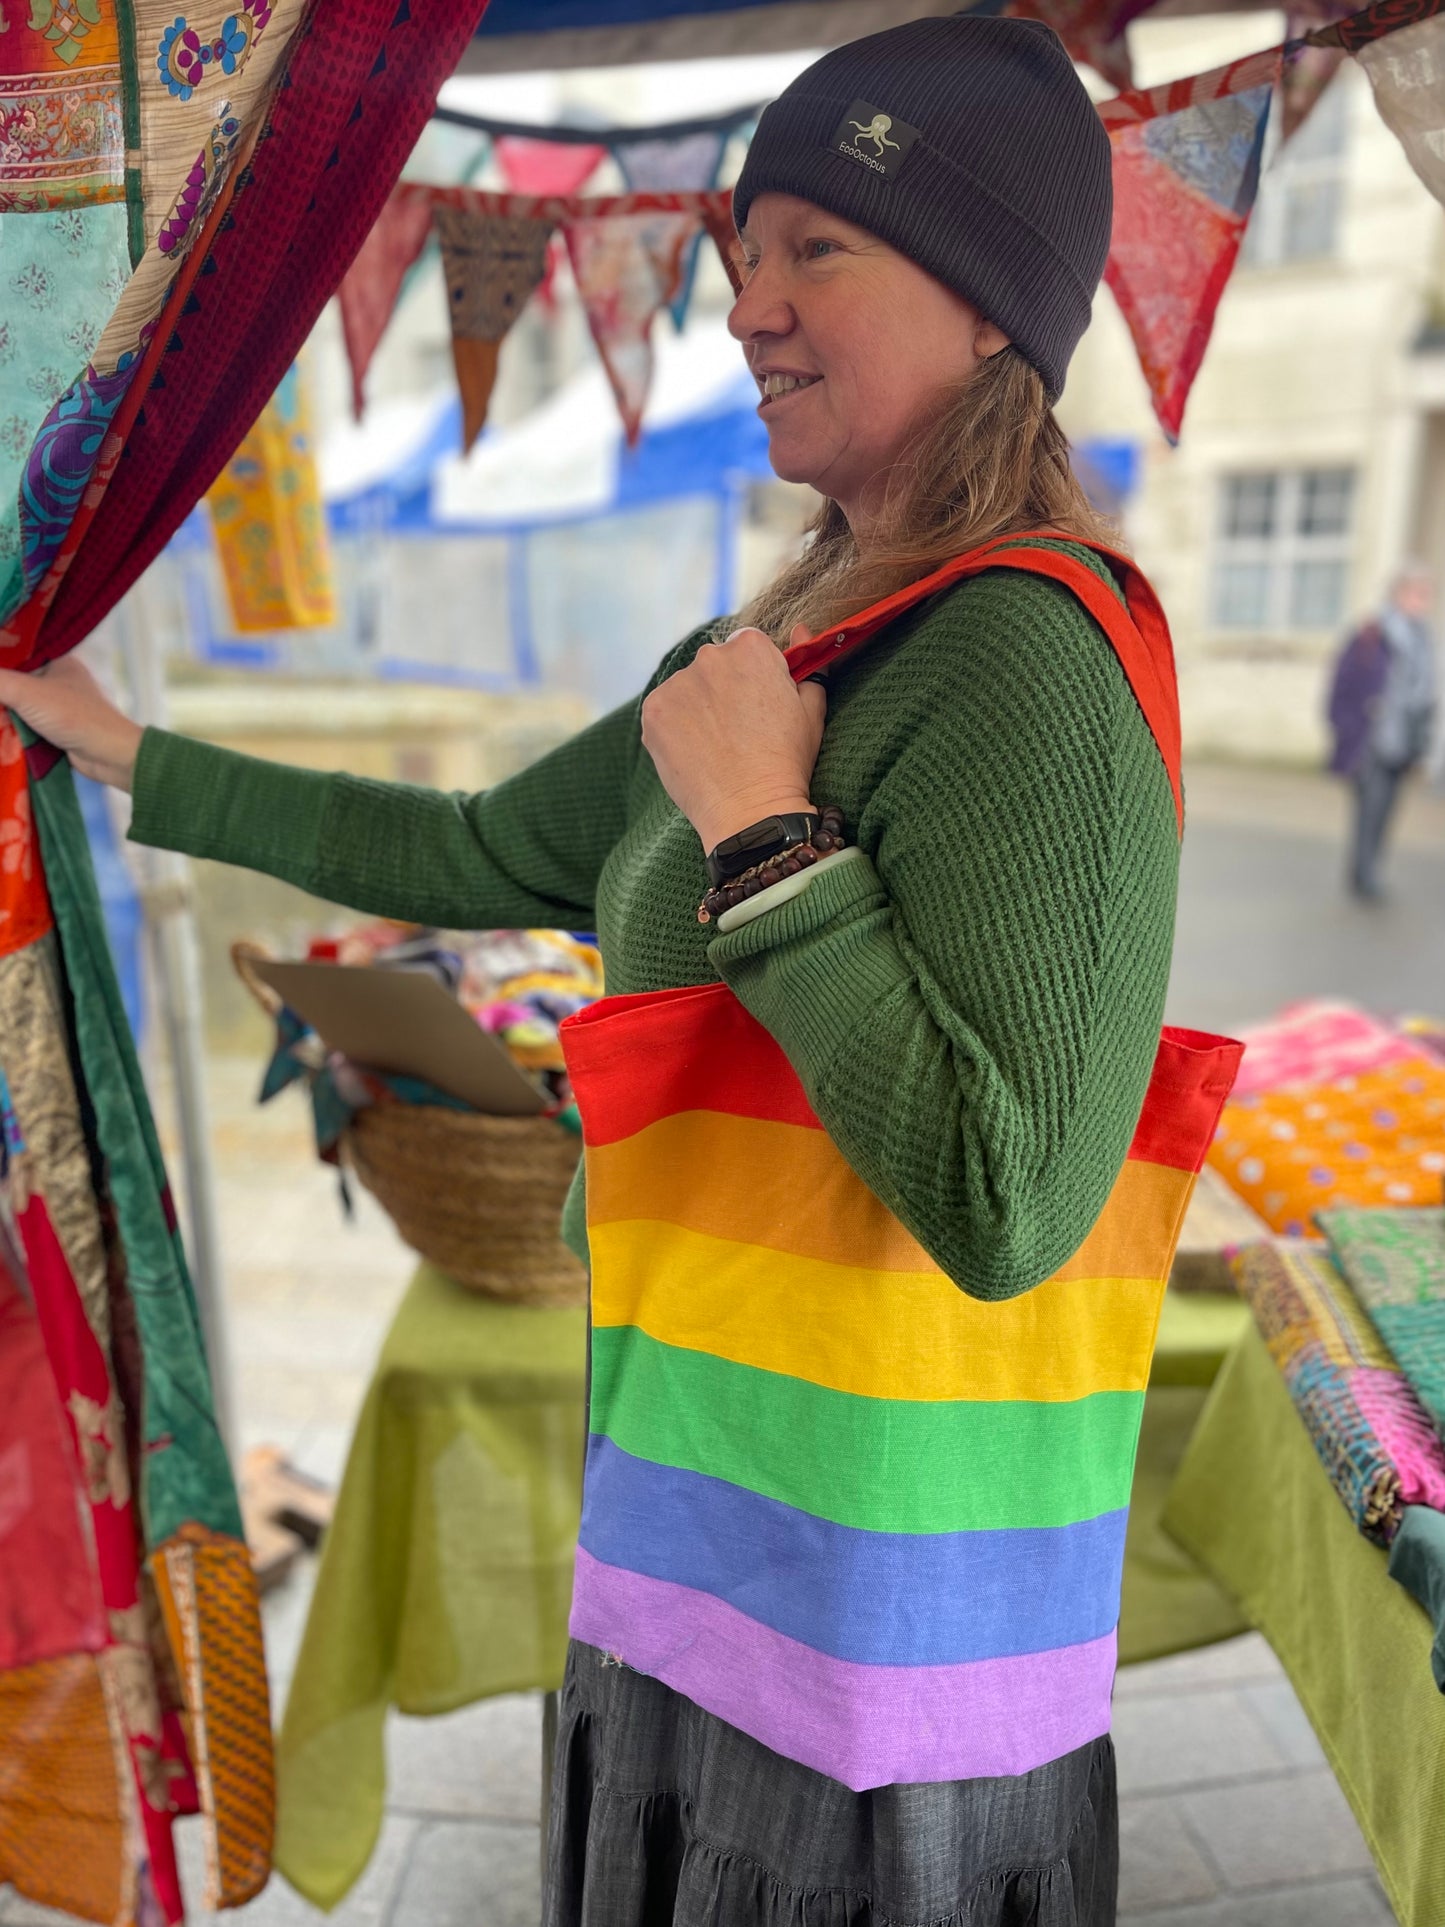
[564,210,701,446]
[334,2,1445,456]
[1103,59,1280,442]
[1357,12,1445,205]
[613,130,729,330]
[337,187,436,419]
[434,207,556,450]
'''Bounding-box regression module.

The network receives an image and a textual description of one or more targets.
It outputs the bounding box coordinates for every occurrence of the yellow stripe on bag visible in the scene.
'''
[586,1110,1192,1282]
[588,1218,1167,1402]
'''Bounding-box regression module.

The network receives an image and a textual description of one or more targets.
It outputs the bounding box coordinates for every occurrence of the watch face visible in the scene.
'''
[725,817,788,858]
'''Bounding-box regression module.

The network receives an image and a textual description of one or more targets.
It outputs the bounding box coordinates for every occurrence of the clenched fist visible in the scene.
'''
[0,655,142,791]
[641,624,825,854]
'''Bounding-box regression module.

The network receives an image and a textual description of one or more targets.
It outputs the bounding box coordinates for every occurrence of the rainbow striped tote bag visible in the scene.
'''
[560,538,1243,1790]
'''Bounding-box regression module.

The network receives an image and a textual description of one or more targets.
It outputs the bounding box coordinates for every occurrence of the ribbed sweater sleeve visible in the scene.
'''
[128,689,647,930]
[707,568,1180,1302]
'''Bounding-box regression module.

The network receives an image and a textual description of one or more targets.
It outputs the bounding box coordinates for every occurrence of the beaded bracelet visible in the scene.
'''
[697,805,846,924]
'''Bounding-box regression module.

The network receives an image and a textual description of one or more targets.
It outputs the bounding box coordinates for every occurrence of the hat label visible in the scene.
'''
[829,100,921,182]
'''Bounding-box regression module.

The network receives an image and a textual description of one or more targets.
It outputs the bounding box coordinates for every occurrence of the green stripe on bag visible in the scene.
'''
[590,1324,1143,1535]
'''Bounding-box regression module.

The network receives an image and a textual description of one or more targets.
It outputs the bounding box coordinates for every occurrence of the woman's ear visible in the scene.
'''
[974,318,1012,360]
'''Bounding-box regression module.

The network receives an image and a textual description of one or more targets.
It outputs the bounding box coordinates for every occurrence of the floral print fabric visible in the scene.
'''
[0,205,131,618]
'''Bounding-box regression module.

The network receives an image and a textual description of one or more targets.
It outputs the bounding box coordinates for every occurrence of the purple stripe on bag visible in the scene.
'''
[570,1547,1117,1791]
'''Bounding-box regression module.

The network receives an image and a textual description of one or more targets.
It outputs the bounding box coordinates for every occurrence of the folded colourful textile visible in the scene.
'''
[1318,1207,1445,1444]
[1210,1055,1445,1236]
[1233,1239,1445,1545]
[1398,1014,1445,1067]
[1230,999,1420,1098]
[1388,1505,1445,1694]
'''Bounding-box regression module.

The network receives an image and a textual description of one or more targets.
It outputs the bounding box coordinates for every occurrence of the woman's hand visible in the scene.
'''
[0,656,143,791]
[641,625,826,854]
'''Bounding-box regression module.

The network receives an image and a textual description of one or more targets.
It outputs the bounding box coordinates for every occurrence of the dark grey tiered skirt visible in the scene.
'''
[542,1641,1118,1927]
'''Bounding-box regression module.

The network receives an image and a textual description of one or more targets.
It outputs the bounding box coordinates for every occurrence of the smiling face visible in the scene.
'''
[729,192,1010,532]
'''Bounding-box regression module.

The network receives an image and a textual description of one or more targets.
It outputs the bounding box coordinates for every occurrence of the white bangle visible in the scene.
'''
[713,846,865,933]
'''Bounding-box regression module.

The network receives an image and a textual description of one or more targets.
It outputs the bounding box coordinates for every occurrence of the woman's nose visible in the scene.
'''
[727,261,792,344]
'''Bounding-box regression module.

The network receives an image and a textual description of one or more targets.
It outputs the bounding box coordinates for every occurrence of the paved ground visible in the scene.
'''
[3,762,1440,1927]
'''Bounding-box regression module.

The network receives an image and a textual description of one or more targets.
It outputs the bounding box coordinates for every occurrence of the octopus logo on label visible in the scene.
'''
[850,113,899,154]
[828,100,922,182]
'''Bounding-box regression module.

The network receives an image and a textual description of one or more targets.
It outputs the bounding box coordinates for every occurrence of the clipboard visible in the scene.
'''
[249,958,549,1117]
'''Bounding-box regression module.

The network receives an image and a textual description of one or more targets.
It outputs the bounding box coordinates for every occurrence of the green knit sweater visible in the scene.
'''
[129,543,1180,1300]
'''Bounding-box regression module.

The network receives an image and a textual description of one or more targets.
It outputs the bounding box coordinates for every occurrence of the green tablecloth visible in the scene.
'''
[1166,1323,1445,1927]
[1120,1289,1252,1663]
[273,1274,1249,1908]
[274,1265,586,1910]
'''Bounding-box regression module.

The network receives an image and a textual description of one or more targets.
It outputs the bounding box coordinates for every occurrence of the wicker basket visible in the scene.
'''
[232,940,587,1306]
[343,1103,586,1304]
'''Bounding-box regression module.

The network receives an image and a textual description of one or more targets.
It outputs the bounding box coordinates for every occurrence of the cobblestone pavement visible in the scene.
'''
[4,763,1439,1926]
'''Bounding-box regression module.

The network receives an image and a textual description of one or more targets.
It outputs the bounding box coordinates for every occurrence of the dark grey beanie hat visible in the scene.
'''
[732,14,1112,403]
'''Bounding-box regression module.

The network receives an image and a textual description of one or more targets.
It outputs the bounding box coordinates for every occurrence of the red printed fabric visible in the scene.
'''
[0,1243,106,1674]
[17,0,490,670]
[12,1178,189,1920]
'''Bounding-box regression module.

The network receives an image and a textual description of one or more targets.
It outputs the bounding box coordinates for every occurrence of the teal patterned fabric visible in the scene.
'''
[0,204,131,622]
[1320,1206,1445,1445]
[24,733,240,1544]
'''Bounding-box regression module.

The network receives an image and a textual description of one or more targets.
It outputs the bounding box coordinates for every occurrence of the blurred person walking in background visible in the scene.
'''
[1327,563,1438,901]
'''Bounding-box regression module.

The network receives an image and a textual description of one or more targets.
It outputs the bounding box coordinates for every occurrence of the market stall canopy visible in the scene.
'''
[458,0,995,72]
[455,0,1302,74]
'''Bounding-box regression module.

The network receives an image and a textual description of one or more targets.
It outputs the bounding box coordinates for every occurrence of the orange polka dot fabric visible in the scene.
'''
[1209,1055,1445,1238]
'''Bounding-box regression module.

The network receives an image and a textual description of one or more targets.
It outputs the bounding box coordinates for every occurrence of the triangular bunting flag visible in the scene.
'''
[495,136,607,196]
[433,207,556,450]
[564,211,700,445]
[1357,13,1445,208]
[612,131,729,330]
[337,186,434,419]
[1104,69,1278,441]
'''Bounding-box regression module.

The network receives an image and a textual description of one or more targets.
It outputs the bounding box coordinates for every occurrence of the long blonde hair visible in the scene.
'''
[742,346,1120,642]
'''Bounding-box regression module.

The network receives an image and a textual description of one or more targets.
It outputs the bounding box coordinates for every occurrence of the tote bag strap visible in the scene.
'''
[783,532,1184,835]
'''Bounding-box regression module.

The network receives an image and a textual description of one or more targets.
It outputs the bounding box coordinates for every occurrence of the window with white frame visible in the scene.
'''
[1210,467,1356,631]
[1241,77,1349,267]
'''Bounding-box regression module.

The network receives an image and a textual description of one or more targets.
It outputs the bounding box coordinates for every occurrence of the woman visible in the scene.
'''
[0,18,1209,1924]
